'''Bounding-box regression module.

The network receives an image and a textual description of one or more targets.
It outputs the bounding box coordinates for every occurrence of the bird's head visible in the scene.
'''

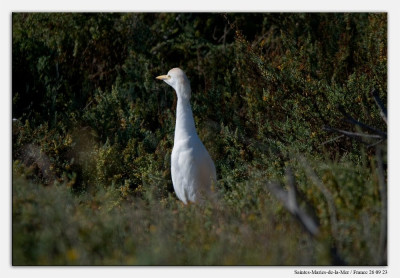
[156,68,191,100]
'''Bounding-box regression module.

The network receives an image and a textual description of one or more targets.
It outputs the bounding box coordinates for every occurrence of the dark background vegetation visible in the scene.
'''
[12,13,387,265]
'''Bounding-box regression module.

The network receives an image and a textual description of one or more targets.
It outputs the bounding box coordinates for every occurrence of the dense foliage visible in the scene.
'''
[12,13,387,265]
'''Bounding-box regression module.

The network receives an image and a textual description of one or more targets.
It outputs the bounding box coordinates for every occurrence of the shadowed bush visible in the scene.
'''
[12,13,386,265]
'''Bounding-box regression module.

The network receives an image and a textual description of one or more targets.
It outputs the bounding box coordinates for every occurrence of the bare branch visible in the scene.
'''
[338,106,387,138]
[376,146,387,265]
[267,181,292,212]
[267,168,319,237]
[371,89,387,124]
[367,139,385,148]
[324,126,383,140]
[285,167,298,214]
[297,155,338,240]
[218,23,231,45]
[321,135,345,146]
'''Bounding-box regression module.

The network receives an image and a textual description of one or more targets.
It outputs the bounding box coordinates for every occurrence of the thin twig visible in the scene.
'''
[286,167,298,214]
[367,139,384,148]
[287,168,320,237]
[321,135,345,146]
[297,155,338,240]
[371,89,387,124]
[324,126,383,140]
[338,106,387,138]
[267,168,319,237]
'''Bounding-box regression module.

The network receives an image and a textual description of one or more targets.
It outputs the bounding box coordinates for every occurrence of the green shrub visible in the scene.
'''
[12,13,387,265]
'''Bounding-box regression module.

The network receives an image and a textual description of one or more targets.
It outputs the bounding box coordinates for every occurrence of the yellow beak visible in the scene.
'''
[156,75,170,80]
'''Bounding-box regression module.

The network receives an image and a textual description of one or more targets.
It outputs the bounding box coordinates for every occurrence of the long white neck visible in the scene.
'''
[174,95,197,142]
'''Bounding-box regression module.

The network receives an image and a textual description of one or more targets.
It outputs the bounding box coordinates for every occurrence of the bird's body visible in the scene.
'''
[157,68,216,204]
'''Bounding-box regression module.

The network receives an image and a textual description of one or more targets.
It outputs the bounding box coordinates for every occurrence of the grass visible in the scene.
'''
[12,148,385,265]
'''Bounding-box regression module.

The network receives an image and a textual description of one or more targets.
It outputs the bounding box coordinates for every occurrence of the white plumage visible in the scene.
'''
[156,68,217,204]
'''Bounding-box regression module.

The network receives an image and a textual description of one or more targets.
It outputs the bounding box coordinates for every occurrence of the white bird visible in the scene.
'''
[156,68,217,204]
